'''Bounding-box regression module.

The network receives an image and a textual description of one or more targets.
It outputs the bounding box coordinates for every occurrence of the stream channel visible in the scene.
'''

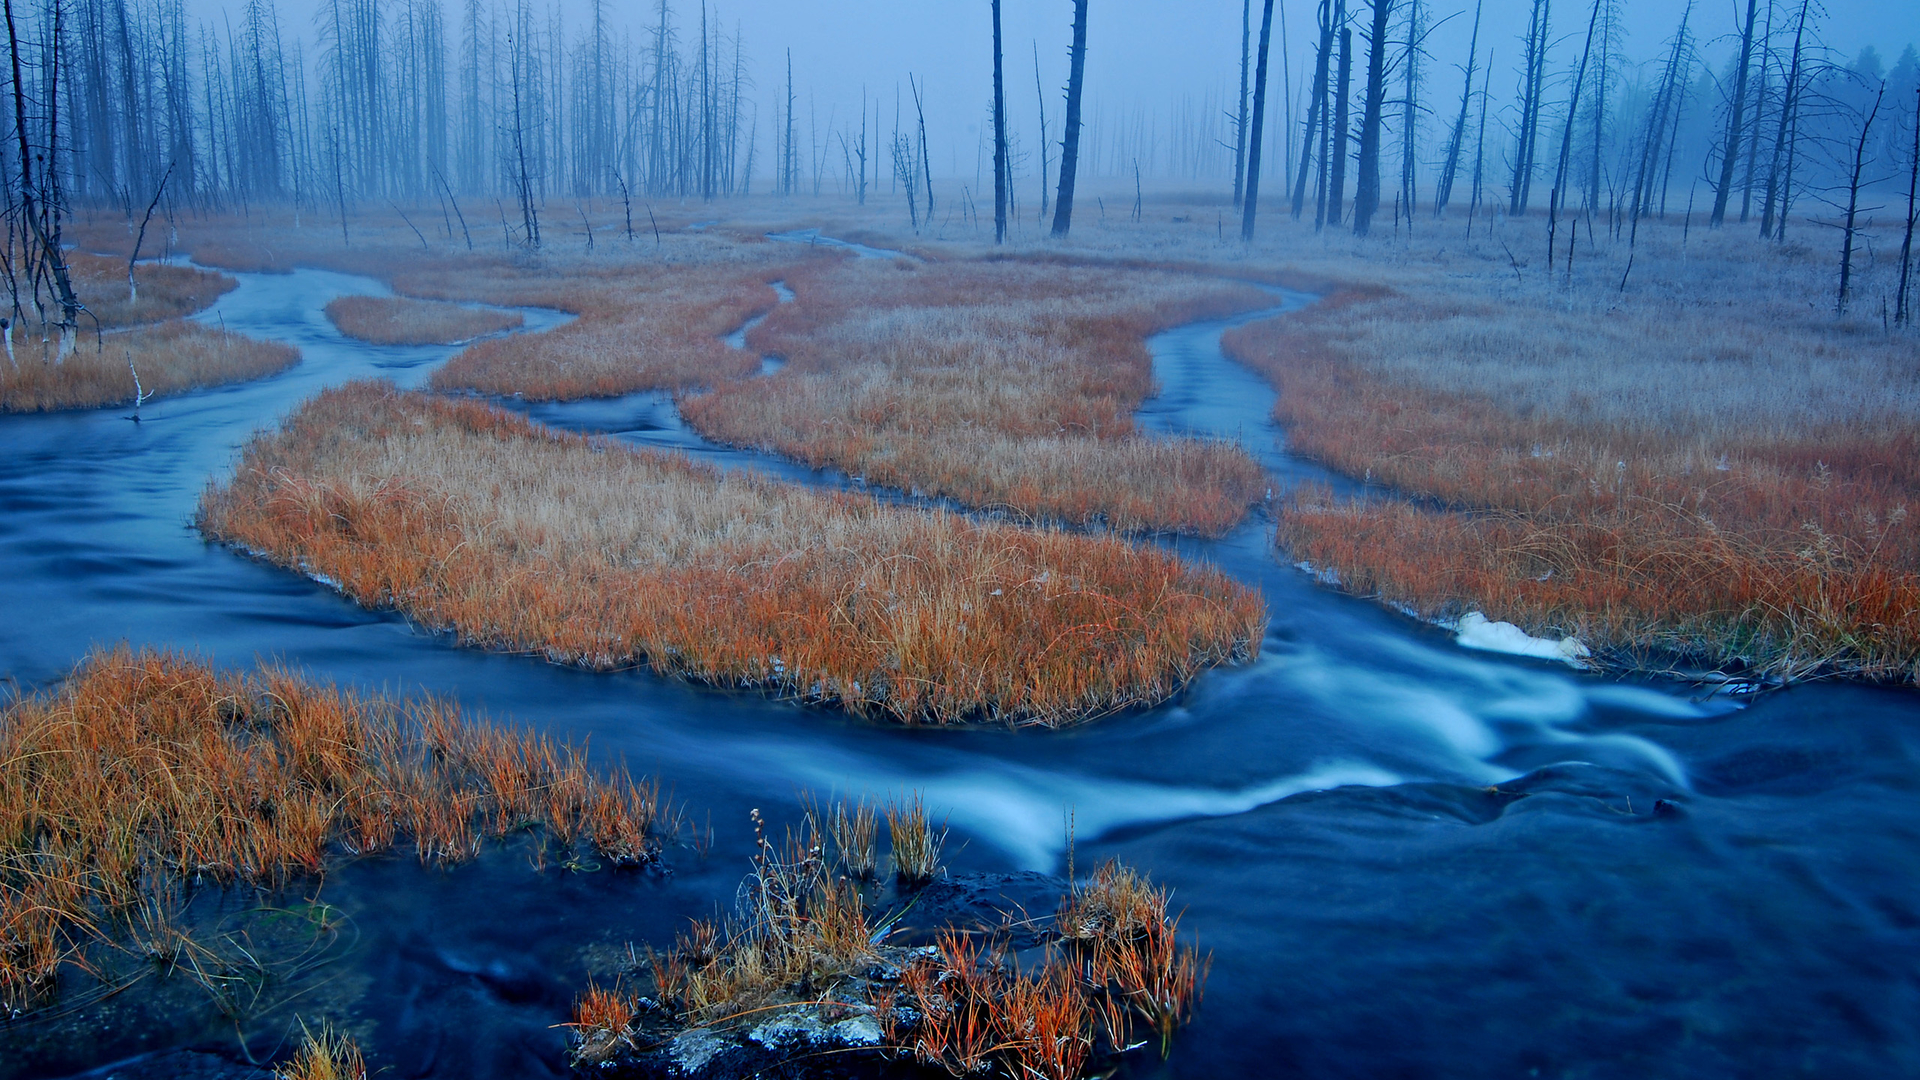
[2,246,1918,1078]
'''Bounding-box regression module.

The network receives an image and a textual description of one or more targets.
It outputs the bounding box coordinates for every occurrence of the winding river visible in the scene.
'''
[3,251,1918,1078]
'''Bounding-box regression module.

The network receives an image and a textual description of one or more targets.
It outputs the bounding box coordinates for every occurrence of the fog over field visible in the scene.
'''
[2,0,1919,1078]
[167,0,1917,190]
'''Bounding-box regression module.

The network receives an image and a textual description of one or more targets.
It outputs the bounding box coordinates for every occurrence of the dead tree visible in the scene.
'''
[1759,0,1810,240]
[1234,0,1250,207]
[1547,0,1603,271]
[1509,0,1550,215]
[1032,41,1050,222]
[1291,0,1334,219]
[1834,82,1884,316]
[1433,0,1480,216]
[1239,0,1277,240]
[993,0,1007,243]
[1050,0,1088,238]
[1709,0,1760,227]
[1898,84,1918,326]
[1351,0,1395,236]
[1325,20,1352,227]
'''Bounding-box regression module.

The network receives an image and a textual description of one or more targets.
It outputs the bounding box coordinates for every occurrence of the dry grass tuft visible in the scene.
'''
[0,647,674,1014]
[324,295,523,346]
[570,804,1206,1080]
[66,251,236,327]
[1225,271,1920,681]
[678,257,1274,535]
[278,1021,367,1080]
[0,320,298,413]
[199,382,1264,726]
[884,793,946,888]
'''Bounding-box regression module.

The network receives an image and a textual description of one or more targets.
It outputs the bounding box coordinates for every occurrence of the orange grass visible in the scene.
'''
[279,1022,368,1080]
[678,256,1274,535]
[0,320,298,413]
[67,251,237,327]
[198,382,1264,726]
[1227,287,1920,681]
[324,295,523,345]
[0,647,673,1013]
[572,804,1205,1080]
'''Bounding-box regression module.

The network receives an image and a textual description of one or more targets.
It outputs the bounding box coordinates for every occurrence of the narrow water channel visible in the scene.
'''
[2,254,1917,1078]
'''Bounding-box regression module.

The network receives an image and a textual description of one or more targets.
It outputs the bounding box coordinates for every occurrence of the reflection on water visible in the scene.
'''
[1,258,1916,1079]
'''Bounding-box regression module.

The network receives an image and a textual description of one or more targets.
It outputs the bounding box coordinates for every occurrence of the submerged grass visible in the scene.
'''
[324,295,523,346]
[0,647,674,1015]
[198,381,1264,726]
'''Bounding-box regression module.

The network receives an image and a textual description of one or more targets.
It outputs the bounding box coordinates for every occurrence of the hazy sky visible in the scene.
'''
[204,0,1920,183]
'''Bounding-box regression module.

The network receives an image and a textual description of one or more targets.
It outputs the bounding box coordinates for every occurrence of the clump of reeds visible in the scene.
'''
[676,256,1274,535]
[567,803,1207,1080]
[199,382,1265,726]
[0,648,675,1014]
[0,319,298,413]
[828,797,879,881]
[324,295,523,346]
[278,1021,367,1080]
[884,793,946,888]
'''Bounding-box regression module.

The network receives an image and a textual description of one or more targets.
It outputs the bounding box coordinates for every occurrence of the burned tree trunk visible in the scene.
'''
[1291,0,1333,219]
[1509,0,1549,215]
[1351,0,1394,236]
[1434,0,1481,216]
[992,0,1006,243]
[1326,22,1352,227]
[1240,0,1276,240]
[1710,0,1759,227]
[1835,82,1883,316]
[1759,0,1809,240]
[1895,84,1917,326]
[1051,0,1088,238]
[1234,0,1251,207]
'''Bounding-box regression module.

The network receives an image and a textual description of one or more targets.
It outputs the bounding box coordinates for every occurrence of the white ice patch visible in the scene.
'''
[1453,611,1591,668]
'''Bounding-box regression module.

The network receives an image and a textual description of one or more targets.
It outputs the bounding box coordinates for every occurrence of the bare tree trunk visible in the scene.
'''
[1234,0,1250,207]
[1240,0,1277,240]
[1351,0,1394,235]
[1050,0,1088,237]
[1710,0,1759,227]
[1759,0,1808,240]
[1896,84,1918,326]
[1031,42,1050,222]
[1434,0,1480,216]
[1509,0,1549,215]
[1836,83,1883,316]
[992,0,1006,243]
[1291,0,1333,219]
[1547,0,1602,271]
[1326,23,1352,227]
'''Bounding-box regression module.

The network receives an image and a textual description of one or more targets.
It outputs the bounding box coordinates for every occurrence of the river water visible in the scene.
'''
[2,256,1917,1078]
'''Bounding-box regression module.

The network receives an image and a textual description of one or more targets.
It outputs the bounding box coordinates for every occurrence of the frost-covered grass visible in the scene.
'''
[0,319,296,413]
[0,250,277,413]
[678,256,1273,535]
[324,294,522,345]
[82,208,1277,536]
[740,191,1920,683]
[198,381,1265,726]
